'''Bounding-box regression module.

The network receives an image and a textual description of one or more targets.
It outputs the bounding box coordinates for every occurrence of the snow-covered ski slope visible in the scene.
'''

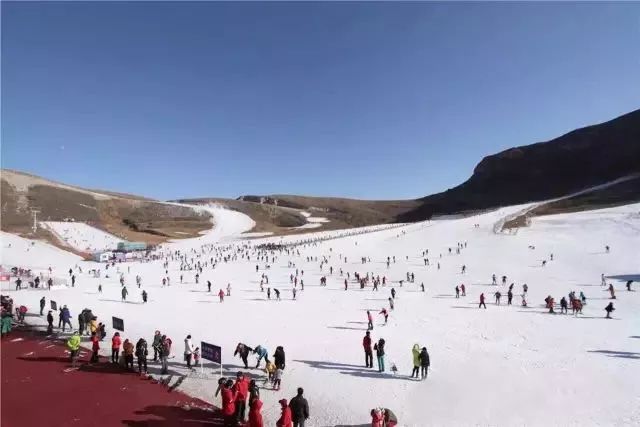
[2,202,639,426]
[41,221,124,252]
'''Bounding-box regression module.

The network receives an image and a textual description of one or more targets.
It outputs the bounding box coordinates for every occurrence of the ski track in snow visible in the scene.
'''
[1,202,640,426]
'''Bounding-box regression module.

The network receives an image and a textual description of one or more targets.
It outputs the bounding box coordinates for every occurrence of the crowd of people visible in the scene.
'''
[4,217,634,427]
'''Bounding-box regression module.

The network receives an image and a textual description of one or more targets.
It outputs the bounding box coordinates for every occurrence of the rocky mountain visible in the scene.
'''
[397,108,640,221]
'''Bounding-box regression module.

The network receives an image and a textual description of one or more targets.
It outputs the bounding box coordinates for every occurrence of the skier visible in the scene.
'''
[184,334,195,369]
[363,331,373,368]
[379,308,388,324]
[136,338,148,374]
[494,291,501,305]
[292,288,297,300]
[123,339,135,370]
[218,289,225,302]
[492,274,497,285]
[461,265,466,274]
[419,347,430,380]
[67,331,81,367]
[374,338,386,372]
[420,283,425,292]
[90,331,100,364]
[367,310,374,330]
[276,399,292,427]
[227,283,232,297]
[248,397,263,427]
[411,344,420,378]
[274,346,286,370]
[235,343,253,369]
[152,330,162,362]
[121,286,128,302]
[455,286,460,298]
[289,387,310,427]
[221,379,237,426]
[46,310,54,334]
[608,284,616,299]
[233,371,249,423]
[627,280,633,291]
[159,335,172,374]
[560,297,568,314]
[507,289,513,305]
[273,367,283,391]
[61,305,72,331]
[142,290,147,303]
[479,293,486,309]
[604,302,615,319]
[391,288,396,299]
[254,345,269,368]
[274,288,281,301]
[207,281,212,292]
[39,297,46,315]
[545,296,555,313]
[111,332,122,363]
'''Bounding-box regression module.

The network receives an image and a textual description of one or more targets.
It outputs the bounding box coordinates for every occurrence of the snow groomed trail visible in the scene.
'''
[1,201,639,426]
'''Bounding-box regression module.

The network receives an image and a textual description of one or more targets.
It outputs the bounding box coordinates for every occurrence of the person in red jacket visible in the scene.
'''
[370,408,383,427]
[479,293,486,309]
[363,331,373,368]
[233,372,249,423]
[276,399,293,427]
[221,379,237,427]
[90,331,100,363]
[111,332,121,364]
[218,289,225,302]
[248,398,263,427]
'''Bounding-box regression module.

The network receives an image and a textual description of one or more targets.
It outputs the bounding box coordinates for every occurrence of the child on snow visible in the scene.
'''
[273,366,283,390]
[193,347,200,366]
[264,360,276,385]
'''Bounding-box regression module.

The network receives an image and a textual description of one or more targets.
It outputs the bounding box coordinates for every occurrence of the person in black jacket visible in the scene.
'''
[46,310,54,334]
[274,346,286,370]
[419,347,430,380]
[234,343,253,369]
[289,387,310,427]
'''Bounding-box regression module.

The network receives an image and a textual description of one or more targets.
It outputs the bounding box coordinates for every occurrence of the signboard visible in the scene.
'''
[201,341,221,364]
[50,300,57,311]
[112,316,124,332]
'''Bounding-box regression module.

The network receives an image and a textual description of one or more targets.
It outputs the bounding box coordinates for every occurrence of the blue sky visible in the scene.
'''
[2,2,639,200]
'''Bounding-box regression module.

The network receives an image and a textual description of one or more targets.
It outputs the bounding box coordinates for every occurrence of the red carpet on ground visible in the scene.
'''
[1,325,222,426]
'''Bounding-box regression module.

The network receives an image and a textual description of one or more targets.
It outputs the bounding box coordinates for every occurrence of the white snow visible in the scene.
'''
[3,202,640,426]
[288,223,323,230]
[41,222,125,252]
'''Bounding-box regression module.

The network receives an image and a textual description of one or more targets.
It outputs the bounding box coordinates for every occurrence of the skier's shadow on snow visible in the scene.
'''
[294,359,410,380]
[588,350,640,359]
[607,274,640,282]
[328,326,366,331]
[98,298,143,304]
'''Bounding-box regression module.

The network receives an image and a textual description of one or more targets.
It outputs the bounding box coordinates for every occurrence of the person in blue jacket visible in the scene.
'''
[253,345,269,368]
[61,305,72,332]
